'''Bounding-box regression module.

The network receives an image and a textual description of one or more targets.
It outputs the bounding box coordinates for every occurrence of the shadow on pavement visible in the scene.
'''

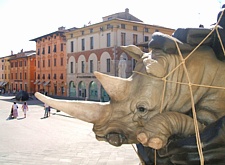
[52,112,75,119]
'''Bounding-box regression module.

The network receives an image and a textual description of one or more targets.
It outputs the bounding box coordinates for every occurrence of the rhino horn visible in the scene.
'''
[94,71,131,101]
[120,45,144,60]
[35,92,110,124]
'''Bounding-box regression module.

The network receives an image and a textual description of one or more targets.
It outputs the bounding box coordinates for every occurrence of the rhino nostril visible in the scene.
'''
[106,133,126,146]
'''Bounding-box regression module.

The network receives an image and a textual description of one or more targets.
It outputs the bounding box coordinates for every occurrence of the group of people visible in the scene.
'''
[10,101,28,119]
[9,101,50,119]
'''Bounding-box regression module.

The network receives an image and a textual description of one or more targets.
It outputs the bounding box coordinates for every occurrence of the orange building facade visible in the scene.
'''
[30,27,67,96]
[8,50,36,94]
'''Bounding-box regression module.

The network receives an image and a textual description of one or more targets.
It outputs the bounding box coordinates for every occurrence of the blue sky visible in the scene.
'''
[0,0,224,57]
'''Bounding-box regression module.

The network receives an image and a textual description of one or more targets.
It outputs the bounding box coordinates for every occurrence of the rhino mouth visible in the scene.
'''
[96,132,127,147]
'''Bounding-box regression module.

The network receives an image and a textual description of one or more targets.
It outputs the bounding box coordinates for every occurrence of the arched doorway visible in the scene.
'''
[100,86,110,102]
[69,81,76,97]
[89,81,98,100]
[78,81,86,98]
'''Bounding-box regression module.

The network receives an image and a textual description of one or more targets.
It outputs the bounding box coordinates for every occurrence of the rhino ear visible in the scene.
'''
[120,45,144,60]
[94,71,131,101]
[143,57,166,78]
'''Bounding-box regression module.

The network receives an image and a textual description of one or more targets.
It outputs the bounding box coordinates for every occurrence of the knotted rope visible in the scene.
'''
[133,8,225,165]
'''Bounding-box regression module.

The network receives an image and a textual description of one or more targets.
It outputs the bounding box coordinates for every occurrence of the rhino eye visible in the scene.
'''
[137,106,146,113]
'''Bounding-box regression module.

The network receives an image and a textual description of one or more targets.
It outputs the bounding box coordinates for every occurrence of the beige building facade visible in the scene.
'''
[66,9,174,101]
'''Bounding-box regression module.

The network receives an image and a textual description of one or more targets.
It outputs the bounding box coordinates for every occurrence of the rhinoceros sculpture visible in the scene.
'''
[35,37,225,164]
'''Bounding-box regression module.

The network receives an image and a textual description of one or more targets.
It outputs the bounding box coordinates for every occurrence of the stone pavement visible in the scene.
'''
[0,95,140,165]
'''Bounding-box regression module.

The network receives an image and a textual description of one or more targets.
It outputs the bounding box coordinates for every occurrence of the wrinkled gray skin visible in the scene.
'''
[35,44,225,150]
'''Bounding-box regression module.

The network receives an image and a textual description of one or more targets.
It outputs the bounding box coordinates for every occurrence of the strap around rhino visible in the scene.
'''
[149,28,213,54]
[148,31,194,54]
[149,28,225,61]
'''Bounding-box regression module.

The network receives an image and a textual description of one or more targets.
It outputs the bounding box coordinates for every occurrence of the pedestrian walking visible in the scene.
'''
[12,102,18,119]
[22,101,28,118]
[44,103,50,118]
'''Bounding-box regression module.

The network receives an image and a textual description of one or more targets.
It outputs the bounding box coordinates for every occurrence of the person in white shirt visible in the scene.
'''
[12,102,18,119]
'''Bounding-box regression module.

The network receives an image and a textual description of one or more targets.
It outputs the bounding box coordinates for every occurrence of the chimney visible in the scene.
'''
[125,8,129,13]
[58,26,66,31]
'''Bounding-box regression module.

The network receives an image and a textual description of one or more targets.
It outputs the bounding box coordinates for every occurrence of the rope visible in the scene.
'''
[132,144,145,165]
[171,36,205,165]
[131,8,225,165]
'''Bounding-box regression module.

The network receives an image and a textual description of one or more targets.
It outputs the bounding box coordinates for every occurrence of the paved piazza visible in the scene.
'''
[0,95,140,165]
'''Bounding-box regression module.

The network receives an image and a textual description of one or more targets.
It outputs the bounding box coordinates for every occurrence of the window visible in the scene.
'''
[54,74,57,79]
[54,58,56,66]
[37,74,40,79]
[81,31,84,35]
[71,41,74,52]
[90,28,93,33]
[155,29,159,32]
[90,37,93,49]
[37,49,40,55]
[133,34,138,45]
[48,46,51,54]
[11,73,13,79]
[132,59,136,70]
[38,61,40,68]
[42,48,45,54]
[121,24,126,29]
[133,26,138,31]
[53,45,56,52]
[61,43,63,51]
[144,28,149,32]
[121,33,126,46]
[25,84,27,91]
[42,74,45,79]
[60,73,63,79]
[90,60,93,73]
[106,59,110,72]
[81,61,85,73]
[48,59,50,67]
[43,60,45,68]
[70,62,73,73]
[24,72,27,79]
[107,24,111,29]
[15,73,17,79]
[107,33,111,47]
[144,36,149,42]
[82,39,85,51]
[60,57,63,66]
[70,34,73,38]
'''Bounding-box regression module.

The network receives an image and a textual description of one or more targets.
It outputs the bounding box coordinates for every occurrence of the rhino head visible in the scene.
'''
[35,45,168,147]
